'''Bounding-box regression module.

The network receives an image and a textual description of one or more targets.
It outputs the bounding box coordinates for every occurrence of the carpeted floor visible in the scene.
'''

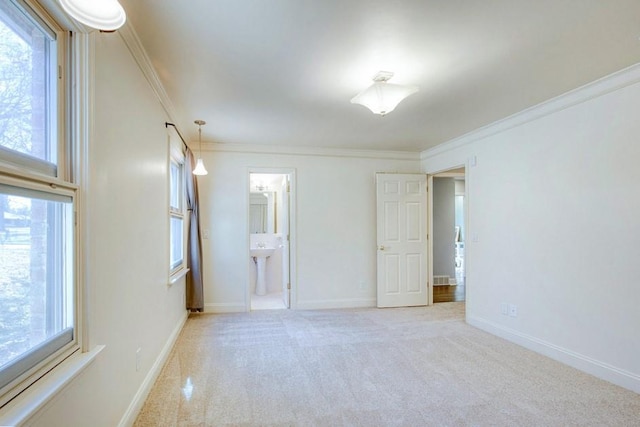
[134,303,640,426]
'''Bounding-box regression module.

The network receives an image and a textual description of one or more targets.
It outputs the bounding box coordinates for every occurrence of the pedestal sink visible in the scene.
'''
[251,247,275,296]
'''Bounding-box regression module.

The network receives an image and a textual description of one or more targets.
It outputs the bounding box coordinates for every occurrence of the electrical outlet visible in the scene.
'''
[136,348,141,372]
[501,303,508,315]
[508,304,518,318]
[202,229,210,239]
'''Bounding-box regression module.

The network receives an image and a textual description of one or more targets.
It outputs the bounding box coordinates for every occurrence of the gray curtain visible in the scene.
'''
[185,148,204,311]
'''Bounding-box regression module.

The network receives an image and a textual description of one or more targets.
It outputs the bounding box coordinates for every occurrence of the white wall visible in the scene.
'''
[198,150,420,311]
[432,177,456,279]
[27,32,187,426]
[422,65,640,393]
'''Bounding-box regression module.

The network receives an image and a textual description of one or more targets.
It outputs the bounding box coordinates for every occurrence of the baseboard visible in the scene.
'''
[118,310,189,427]
[204,302,247,313]
[295,298,376,310]
[467,315,640,394]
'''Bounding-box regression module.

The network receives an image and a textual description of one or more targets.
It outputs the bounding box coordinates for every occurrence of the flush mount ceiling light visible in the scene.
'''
[192,120,208,176]
[350,71,419,116]
[59,0,127,31]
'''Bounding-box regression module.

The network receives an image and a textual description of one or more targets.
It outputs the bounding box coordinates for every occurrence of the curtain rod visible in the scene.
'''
[165,122,188,150]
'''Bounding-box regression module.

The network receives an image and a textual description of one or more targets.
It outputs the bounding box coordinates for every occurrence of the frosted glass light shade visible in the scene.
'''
[351,81,419,116]
[59,0,126,31]
[192,158,208,175]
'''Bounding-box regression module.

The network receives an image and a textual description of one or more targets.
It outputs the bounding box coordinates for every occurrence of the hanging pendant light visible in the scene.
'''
[351,71,419,116]
[59,0,127,31]
[192,120,208,176]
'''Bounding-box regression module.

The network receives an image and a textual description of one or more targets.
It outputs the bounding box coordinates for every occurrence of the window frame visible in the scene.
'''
[168,147,187,280]
[0,0,67,180]
[0,175,78,405]
[0,0,78,409]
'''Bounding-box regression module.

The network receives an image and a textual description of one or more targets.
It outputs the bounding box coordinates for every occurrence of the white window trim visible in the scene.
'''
[0,0,95,421]
[0,345,104,426]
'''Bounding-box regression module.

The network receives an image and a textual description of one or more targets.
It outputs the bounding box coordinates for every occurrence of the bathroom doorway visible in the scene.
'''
[430,167,466,303]
[248,170,295,310]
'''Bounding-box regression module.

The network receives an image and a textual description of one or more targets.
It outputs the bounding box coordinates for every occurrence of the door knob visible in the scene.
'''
[378,245,385,251]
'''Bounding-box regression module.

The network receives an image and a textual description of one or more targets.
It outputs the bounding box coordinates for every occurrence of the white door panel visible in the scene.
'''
[376,173,428,308]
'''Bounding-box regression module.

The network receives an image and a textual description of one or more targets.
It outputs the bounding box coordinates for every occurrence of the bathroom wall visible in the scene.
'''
[249,173,287,296]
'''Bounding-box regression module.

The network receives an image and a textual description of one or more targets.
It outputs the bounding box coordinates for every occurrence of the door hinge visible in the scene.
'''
[58,65,62,79]
[287,283,291,290]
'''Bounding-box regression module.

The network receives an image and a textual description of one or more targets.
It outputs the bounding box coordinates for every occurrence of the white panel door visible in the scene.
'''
[376,173,428,308]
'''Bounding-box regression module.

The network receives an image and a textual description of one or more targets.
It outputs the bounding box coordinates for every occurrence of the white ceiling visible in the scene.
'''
[119,0,640,152]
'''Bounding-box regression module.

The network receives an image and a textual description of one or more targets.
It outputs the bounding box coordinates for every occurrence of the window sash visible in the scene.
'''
[0,0,74,407]
[0,179,76,402]
[169,161,181,210]
[0,0,61,177]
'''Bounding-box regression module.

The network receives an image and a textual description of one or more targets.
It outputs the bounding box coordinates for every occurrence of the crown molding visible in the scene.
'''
[421,62,640,160]
[203,142,421,161]
[109,22,419,162]
[117,21,182,129]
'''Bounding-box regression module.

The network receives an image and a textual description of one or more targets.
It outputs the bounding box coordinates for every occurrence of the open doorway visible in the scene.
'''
[430,167,466,303]
[248,171,294,310]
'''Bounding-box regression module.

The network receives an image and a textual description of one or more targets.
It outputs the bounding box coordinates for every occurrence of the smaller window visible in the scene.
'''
[169,157,184,273]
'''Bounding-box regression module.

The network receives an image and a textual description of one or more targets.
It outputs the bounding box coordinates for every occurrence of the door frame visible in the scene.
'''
[246,167,297,311]
[427,165,468,305]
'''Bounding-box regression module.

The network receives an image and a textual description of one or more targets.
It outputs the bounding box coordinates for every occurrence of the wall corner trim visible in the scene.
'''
[204,303,248,313]
[296,298,377,310]
[118,311,189,427]
[117,22,182,131]
[467,315,640,394]
[420,62,640,160]
[207,142,421,161]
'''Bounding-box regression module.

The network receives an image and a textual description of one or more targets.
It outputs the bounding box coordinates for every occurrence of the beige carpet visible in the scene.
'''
[134,303,640,426]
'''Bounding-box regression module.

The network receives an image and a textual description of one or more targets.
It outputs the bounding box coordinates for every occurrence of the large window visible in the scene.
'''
[0,0,75,407]
[169,157,185,274]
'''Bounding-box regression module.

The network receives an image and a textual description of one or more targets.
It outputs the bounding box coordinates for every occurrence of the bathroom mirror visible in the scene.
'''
[249,192,276,233]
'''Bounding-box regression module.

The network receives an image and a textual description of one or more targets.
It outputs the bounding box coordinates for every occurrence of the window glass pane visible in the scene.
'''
[0,1,56,166]
[0,188,73,387]
[169,161,180,209]
[170,216,183,270]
